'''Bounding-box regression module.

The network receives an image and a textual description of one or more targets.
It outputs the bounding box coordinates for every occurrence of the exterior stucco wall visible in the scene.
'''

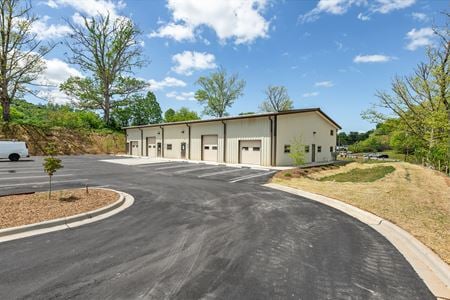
[276,112,338,165]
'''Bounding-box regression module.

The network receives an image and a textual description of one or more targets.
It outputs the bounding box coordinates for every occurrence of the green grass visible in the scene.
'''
[319,166,396,182]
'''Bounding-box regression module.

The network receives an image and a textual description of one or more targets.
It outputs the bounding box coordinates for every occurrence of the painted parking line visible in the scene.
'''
[229,171,275,183]
[155,164,195,171]
[197,168,243,178]
[0,174,73,181]
[137,162,178,168]
[174,166,219,174]
[0,179,89,188]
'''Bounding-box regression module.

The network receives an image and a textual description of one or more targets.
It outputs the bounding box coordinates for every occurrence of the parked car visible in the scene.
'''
[0,140,29,161]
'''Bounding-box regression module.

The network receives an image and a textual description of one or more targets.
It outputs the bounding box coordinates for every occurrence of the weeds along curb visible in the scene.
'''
[264,183,450,300]
[0,188,134,243]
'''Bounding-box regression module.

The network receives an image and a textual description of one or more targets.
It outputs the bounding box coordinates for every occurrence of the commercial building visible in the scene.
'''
[124,108,341,167]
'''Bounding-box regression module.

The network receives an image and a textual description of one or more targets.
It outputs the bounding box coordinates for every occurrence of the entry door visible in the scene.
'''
[146,137,156,157]
[240,140,262,165]
[202,135,218,162]
[311,144,316,162]
[131,141,139,156]
[181,142,186,159]
[157,142,162,157]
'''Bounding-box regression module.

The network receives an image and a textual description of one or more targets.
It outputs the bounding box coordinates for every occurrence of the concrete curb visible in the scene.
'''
[264,183,450,300]
[0,188,134,243]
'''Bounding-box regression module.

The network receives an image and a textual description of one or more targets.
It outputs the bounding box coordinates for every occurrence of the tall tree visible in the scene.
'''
[195,67,245,117]
[60,14,147,125]
[260,85,293,112]
[0,0,53,122]
[112,91,162,127]
[164,108,175,122]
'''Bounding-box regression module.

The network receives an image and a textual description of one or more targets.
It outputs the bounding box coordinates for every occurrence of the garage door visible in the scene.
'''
[240,140,261,165]
[202,135,218,162]
[146,137,156,157]
[130,141,139,156]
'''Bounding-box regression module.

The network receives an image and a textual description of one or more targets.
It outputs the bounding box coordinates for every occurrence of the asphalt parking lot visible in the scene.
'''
[0,155,434,299]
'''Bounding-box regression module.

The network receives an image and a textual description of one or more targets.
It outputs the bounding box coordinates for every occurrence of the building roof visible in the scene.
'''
[123,108,342,130]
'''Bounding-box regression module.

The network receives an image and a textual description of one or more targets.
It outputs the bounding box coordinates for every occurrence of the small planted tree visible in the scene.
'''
[289,137,306,166]
[43,144,63,199]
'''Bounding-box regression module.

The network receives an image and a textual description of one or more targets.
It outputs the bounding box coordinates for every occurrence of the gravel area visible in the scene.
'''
[0,189,119,229]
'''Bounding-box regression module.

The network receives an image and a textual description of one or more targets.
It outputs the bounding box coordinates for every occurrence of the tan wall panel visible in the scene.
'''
[190,122,224,162]
[163,125,189,159]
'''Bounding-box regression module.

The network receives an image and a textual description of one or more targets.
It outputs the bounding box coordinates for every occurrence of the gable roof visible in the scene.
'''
[123,108,341,130]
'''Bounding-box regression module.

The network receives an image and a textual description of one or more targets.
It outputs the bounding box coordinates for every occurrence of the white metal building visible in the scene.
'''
[124,108,341,167]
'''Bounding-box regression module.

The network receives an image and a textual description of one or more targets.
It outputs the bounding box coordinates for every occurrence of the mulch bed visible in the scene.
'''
[0,188,119,229]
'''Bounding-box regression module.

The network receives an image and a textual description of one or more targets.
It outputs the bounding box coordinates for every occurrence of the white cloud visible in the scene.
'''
[150,0,270,44]
[411,12,428,22]
[405,27,434,50]
[35,58,83,103]
[353,54,393,63]
[166,91,196,101]
[357,12,370,21]
[299,0,415,23]
[148,77,187,91]
[171,51,217,76]
[45,0,125,18]
[31,16,72,40]
[315,81,334,88]
[302,92,319,97]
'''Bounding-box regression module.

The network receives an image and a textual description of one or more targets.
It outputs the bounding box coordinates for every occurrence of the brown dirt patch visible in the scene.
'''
[0,188,119,229]
[272,162,450,265]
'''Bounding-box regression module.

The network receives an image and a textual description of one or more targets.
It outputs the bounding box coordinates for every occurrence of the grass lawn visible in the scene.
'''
[319,165,395,182]
[272,162,450,265]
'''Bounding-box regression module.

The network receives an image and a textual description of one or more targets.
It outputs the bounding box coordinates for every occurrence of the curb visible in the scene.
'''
[0,188,134,243]
[264,183,450,300]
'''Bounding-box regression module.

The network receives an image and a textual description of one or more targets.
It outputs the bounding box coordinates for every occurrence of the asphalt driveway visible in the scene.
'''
[0,156,433,299]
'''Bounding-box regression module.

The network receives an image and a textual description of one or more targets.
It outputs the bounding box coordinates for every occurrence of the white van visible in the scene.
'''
[0,140,29,161]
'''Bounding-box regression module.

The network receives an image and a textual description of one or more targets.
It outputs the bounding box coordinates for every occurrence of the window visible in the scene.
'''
[253,147,260,151]
[330,146,334,152]
[212,146,218,150]
[167,144,172,150]
[318,146,322,152]
[305,145,310,153]
[330,129,334,136]
[284,145,291,153]
[242,147,249,151]
[204,146,210,150]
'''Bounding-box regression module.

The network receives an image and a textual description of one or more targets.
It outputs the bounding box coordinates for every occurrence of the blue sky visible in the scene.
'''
[30,0,448,132]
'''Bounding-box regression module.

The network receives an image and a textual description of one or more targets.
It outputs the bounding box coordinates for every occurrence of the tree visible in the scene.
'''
[288,136,306,166]
[60,14,147,125]
[364,14,449,169]
[260,85,293,112]
[165,107,200,122]
[112,91,162,127]
[0,0,53,122]
[195,67,245,117]
[42,143,63,199]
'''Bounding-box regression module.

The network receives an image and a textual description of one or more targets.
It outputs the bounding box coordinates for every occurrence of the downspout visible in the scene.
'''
[269,116,273,166]
[221,120,227,163]
[186,123,191,160]
[139,128,144,156]
[160,126,164,157]
[273,115,277,166]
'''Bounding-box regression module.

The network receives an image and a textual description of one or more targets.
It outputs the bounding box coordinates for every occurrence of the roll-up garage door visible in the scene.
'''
[146,137,156,157]
[130,141,139,156]
[240,140,261,165]
[202,135,218,162]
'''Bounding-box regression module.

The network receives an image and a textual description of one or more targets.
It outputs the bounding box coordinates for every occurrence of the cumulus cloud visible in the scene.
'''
[353,54,394,63]
[148,77,187,91]
[149,0,270,44]
[315,81,334,88]
[299,0,415,23]
[35,58,83,103]
[165,91,196,101]
[405,27,434,50]
[45,0,125,18]
[31,16,72,40]
[171,51,217,76]
[302,92,319,97]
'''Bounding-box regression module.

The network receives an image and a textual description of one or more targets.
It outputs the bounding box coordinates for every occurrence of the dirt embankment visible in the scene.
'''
[0,123,125,155]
